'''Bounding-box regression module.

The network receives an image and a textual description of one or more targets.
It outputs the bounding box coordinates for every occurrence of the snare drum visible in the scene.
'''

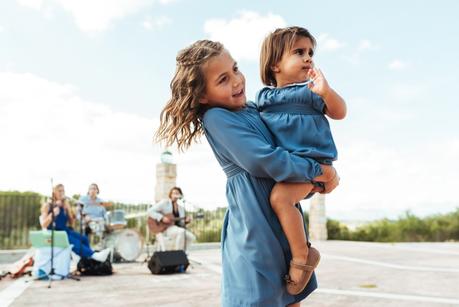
[107,209,127,231]
[88,217,106,237]
[104,229,143,262]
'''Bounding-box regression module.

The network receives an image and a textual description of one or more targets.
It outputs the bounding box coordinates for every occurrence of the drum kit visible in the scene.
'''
[86,209,143,262]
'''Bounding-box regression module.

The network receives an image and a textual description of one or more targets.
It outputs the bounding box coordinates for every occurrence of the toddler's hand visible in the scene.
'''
[307,68,331,98]
[321,172,340,194]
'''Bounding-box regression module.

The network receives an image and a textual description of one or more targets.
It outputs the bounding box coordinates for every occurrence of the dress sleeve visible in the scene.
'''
[147,199,167,221]
[311,91,326,114]
[291,84,325,113]
[203,107,322,182]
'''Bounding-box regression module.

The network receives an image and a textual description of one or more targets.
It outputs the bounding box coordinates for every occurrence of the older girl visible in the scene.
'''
[156,40,338,307]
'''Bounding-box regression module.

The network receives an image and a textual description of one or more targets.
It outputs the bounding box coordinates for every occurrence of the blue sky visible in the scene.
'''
[1,0,458,221]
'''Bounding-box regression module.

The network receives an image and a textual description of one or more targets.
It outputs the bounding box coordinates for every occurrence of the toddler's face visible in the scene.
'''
[273,36,315,87]
[199,50,246,110]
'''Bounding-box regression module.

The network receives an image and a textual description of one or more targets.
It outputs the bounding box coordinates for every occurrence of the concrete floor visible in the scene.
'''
[1,241,459,307]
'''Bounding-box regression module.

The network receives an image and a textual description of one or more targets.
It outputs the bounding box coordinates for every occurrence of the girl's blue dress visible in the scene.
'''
[47,205,94,258]
[203,102,322,307]
[256,83,337,165]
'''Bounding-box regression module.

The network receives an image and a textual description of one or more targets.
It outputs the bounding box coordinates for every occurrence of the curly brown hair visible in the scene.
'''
[260,26,316,87]
[155,40,224,151]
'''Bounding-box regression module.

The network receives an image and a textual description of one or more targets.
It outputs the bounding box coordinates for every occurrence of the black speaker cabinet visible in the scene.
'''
[148,250,189,274]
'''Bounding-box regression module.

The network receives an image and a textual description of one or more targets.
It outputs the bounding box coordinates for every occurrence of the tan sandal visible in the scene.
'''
[284,246,321,295]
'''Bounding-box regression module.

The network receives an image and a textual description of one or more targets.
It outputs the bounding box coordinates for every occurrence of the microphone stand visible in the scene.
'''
[78,202,84,259]
[45,180,80,287]
[47,179,56,288]
[181,198,187,252]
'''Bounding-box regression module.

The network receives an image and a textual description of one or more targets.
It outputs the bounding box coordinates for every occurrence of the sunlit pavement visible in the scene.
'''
[1,241,459,307]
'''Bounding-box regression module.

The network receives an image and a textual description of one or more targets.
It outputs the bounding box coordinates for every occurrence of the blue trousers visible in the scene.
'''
[66,229,94,258]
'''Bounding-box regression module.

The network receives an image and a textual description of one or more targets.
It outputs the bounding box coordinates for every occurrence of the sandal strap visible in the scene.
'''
[284,274,296,285]
[290,260,314,272]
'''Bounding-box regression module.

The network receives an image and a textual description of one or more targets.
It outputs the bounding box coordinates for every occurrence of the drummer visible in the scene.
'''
[78,183,107,235]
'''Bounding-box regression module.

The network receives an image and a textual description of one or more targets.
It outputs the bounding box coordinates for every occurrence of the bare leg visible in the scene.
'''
[270,182,313,285]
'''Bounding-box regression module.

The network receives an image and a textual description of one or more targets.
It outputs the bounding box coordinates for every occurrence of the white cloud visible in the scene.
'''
[16,0,44,10]
[204,11,286,61]
[142,16,172,31]
[158,0,177,4]
[0,25,4,33]
[0,72,159,203]
[357,39,377,52]
[0,71,227,208]
[317,33,346,51]
[387,82,424,104]
[16,0,154,33]
[322,139,459,221]
[388,59,409,70]
[342,39,378,64]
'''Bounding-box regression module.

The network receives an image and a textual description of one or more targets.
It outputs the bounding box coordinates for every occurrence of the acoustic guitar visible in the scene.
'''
[147,213,204,234]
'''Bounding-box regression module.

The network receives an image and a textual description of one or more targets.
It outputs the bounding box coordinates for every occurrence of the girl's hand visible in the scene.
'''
[313,164,336,182]
[307,68,331,98]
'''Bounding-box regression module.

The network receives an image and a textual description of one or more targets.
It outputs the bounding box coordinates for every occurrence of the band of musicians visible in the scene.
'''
[33,183,196,278]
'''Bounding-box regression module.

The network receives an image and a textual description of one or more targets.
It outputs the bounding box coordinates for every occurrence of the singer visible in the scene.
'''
[147,187,196,250]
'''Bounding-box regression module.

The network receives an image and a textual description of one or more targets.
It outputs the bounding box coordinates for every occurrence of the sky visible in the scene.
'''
[1,0,458,221]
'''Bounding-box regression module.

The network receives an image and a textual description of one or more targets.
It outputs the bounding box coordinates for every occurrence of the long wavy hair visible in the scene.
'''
[50,183,74,223]
[155,40,224,151]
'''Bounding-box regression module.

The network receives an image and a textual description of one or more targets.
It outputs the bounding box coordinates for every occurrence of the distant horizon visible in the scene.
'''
[2,188,457,223]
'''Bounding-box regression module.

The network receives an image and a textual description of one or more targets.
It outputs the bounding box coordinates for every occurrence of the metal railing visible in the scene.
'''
[0,194,226,249]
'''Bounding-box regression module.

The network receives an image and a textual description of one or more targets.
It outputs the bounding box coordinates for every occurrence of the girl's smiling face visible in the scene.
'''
[199,50,246,110]
[273,36,315,87]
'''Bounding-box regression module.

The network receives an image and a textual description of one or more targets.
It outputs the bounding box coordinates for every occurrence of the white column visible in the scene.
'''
[309,193,328,241]
[154,162,177,203]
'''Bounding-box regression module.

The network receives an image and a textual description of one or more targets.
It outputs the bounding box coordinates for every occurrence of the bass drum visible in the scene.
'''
[104,229,144,262]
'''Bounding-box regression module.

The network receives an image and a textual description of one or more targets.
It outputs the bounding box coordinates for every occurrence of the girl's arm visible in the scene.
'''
[203,107,336,183]
[308,68,347,120]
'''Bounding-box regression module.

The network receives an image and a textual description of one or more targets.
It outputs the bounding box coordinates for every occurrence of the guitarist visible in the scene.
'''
[147,187,196,250]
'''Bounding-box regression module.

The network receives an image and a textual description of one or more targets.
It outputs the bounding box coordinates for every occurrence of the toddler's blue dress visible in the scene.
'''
[256,82,337,165]
[203,102,322,307]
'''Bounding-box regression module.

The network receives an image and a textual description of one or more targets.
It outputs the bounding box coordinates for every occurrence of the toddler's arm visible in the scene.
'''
[308,68,347,120]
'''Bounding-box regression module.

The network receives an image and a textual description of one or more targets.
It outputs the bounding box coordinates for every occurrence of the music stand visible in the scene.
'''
[29,230,79,284]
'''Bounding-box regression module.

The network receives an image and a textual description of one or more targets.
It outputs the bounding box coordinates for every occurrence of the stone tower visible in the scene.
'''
[154,149,177,203]
[308,193,328,241]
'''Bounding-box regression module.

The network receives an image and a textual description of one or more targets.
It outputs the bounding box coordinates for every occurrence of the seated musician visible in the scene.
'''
[40,183,110,262]
[147,187,196,250]
[77,183,107,235]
